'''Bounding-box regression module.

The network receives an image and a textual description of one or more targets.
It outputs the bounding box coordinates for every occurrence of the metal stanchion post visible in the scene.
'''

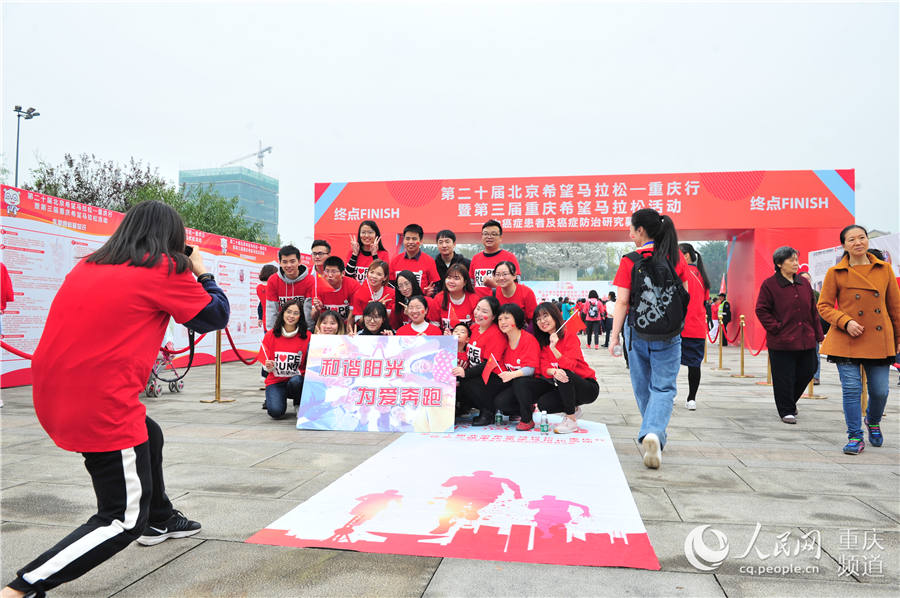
[861,365,868,412]
[704,337,708,364]
[201,330,235,403]
[803,377,826,399]
[714,313,730,370]
[756,354,773,386]
[731,315,754,378]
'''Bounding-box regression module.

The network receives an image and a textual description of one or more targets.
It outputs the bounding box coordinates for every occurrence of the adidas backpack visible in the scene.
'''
[626,251,690,340]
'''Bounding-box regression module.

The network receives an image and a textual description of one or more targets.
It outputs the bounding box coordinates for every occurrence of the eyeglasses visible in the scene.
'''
[482,232,501,238]
[312,251,329,257]
[364,314,383,321]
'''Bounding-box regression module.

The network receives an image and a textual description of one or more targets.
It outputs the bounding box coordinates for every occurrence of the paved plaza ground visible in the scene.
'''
[1,342,898,597]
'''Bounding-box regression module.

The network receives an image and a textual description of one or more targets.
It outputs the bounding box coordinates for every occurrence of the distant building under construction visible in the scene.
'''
[178,166,278,243]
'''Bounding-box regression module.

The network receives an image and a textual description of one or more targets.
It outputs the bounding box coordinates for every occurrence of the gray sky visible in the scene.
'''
[3,0,898,247]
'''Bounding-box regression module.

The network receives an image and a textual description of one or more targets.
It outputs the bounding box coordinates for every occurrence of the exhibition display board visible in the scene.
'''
[0,185,282,388]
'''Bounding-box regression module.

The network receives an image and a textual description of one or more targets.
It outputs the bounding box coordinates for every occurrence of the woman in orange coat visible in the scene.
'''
[817,225,900,455]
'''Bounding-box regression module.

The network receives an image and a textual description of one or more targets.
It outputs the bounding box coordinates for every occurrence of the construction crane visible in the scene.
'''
[222,140,272,171]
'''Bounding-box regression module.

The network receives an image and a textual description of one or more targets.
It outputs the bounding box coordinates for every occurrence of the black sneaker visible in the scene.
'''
[137,510,201,546]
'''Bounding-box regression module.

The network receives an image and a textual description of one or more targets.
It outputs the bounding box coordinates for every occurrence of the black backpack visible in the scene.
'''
[588,300,599,318]
[625,251,690,340]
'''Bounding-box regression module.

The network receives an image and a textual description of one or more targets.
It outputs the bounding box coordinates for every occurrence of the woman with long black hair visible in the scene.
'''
[260,298,310,419]
[533,302,599,433]
[345,219,390,283]
[609,208,688,469]
[4,201,230,597]
[391,269,438,330]
[678,243,711,411]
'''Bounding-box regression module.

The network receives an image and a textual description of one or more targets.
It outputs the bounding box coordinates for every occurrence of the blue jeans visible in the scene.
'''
[265,375,304,419]
[625,325,680,448]
[835,363,889,439]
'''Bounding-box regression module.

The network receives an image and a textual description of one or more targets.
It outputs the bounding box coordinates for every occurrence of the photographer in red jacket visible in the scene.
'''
[4,201,230,598]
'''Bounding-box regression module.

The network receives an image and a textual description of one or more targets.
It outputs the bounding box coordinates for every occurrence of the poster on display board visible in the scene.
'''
[297,334,457,433]
[807,233,899,292]
[0,185,284,388]
[249,420,660,569]
[521,280,614,304]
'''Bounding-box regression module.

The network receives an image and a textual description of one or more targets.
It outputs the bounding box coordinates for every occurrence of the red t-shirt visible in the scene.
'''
[258,330,310,385]
[495,283,538,320]
[390,251,439,290]
[396,322,443,336]
[316,276,360,320]
[469,249,521,296]
[501,330,540,371]
[32,259,212,452]
[346,249,391,284]
[612,245,689,292]
[538,330,596,380]
[466,324,506,374]
[434,292,477,331]
[351,284,396,321]
[682,265,710,338]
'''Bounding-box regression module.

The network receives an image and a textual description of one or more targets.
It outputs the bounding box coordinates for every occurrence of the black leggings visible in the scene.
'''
[537,371,599,416]
[495,378,555,423]
[585,321,602,346]
[10,417,173,595]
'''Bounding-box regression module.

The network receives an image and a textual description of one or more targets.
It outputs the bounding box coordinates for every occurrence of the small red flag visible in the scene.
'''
[481,352,502,384]
[559,311,586,335]
[448,303,460,329]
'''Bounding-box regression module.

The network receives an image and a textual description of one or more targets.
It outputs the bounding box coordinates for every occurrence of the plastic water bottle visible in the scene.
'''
[494,412,503,425]
[540,411,549,435]
[612,345,623,357]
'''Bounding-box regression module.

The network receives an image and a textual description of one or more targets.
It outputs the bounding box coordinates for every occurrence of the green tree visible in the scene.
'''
[127,182,267,244]
[25,153,269,243]
[697,241,727,292]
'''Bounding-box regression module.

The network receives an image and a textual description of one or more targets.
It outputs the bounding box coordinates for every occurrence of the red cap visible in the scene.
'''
[798,263,810,274]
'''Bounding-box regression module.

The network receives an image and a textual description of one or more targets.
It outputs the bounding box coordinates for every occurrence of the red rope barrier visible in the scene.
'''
[725,325,742,345]
[707,327,719,343]
[0,341,33,360]
[164,334,207,355]
[747,340,767,356]
[223,327,259,365]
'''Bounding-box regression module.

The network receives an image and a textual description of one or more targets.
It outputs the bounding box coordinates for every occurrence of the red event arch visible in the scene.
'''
[314,169,855,349]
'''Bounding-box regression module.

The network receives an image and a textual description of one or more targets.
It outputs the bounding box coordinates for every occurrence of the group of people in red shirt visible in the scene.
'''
[256,219,599,432]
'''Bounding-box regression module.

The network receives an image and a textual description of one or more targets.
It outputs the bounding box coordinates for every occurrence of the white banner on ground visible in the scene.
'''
[248,420,660,569]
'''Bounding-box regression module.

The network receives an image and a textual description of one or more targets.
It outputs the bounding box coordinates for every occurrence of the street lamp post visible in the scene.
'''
[13,105,40,187]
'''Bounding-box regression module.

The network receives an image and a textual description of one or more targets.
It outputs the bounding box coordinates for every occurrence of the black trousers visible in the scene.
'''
[537,372,599,415]
[585,321,602,346]
[495,377,555,422]
[769,348,818,417]
[10,417,173,595]
[458,372,505,415]
[603,318,613,346]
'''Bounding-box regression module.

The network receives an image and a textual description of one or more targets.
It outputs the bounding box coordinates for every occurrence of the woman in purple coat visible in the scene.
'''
[755,246,824,424]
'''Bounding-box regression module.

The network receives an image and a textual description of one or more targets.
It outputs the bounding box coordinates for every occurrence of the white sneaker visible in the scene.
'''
[642,433,662,469]
[782,414,796,424]
[554,417,579,434]
[574,406,584,420]
[686,400,696,411]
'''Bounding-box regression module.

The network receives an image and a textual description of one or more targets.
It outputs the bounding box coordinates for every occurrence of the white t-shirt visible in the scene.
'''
[605,300,615,315]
